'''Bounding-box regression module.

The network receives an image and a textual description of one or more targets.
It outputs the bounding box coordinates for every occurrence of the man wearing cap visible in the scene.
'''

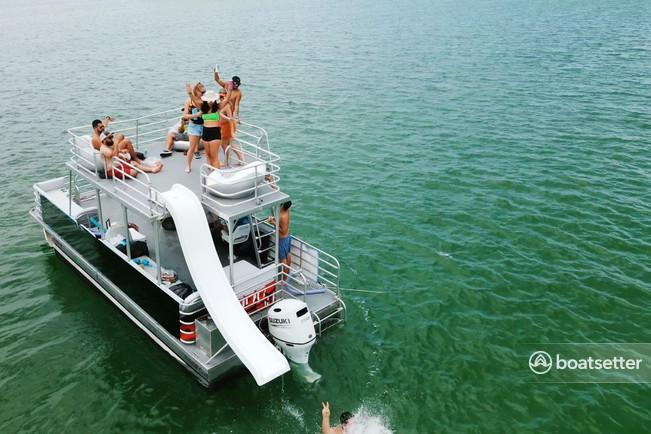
[91,117,145,160]
[214,70,243,126]
[98,131,162,178]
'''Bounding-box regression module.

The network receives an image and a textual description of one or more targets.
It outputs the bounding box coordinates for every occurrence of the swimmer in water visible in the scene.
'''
[321,402,353,434]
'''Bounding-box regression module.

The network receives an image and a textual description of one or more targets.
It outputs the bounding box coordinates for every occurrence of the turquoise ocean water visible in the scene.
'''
[1,0,650,432]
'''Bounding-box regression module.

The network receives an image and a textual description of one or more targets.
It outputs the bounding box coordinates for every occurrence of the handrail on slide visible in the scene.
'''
[161,183,289,386]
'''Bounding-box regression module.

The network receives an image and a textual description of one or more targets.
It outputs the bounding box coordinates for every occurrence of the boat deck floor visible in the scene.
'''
[84,140,287,221]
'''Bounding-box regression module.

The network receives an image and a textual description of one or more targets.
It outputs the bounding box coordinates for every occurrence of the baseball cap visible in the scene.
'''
[100,131,113,142]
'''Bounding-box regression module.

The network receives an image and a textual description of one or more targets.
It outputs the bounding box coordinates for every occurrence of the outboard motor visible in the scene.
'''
[268,299,316,365]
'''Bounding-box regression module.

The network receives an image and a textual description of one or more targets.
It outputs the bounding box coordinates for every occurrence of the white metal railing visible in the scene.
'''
[72,173,98,205]
[233,267,345,336]
[111,157,165,217]
[199,133,281,211]
[96,108,181,148]
[289,236,341,297]
[225,118,272,157]
[68,135,103,178]
[67,108,184,216]
[66,107,281,216]
[233,268,314,316]
[67,107,182,160]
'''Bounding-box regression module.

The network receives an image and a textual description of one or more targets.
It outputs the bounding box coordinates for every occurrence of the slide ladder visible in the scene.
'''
[161,184,289,385]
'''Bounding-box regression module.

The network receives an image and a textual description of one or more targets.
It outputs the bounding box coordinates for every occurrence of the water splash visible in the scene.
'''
[280,399,305,428]
[345,406,393,434]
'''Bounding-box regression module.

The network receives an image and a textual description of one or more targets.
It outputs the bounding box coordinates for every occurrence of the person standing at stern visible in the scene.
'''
[268,201,292,277]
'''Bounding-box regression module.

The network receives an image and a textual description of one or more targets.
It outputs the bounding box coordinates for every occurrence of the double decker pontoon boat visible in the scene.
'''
[30,108,346,386]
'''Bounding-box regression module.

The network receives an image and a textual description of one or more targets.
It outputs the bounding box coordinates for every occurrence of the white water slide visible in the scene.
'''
[161,184,290,386]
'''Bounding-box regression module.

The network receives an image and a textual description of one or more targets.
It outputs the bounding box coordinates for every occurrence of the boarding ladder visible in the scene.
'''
[250,218,276,268]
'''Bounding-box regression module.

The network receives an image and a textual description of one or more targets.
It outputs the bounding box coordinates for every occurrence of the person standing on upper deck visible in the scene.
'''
[213,69,243,130]
[268,201,292,277]
[217,88,245,166]
[183,83,206,173]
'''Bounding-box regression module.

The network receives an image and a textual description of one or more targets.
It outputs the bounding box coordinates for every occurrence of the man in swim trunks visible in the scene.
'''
[99,131,162,178]
[268,201,292,276]
[214,70,243,127]
[91,117,134,153]
[99,131,138,179]
[321,402,353,434]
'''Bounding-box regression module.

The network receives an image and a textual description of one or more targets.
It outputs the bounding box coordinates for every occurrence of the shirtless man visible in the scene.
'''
[321,402,353,434]
[99,131,162,178]
[91,117,133,152]
[214,71,243,126]
[268,201,292,276]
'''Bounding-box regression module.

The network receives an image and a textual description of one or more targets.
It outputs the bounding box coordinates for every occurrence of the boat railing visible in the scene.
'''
[66,107,279,216]
[233,267,345,335]
[200,164,280,212]
[67,107,182,155]
[289,236,341,297]
[199,137,281,211]
[113,108,183,148]
[223,117,272,157]
[68,135,103,178]
[111,157,165,217]
[232,267,311,315]
[68,108,275,165]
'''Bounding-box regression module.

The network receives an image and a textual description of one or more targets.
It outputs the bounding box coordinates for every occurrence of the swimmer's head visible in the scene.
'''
[340,411,353,426]
[232,76,241,89]
[282,201,292,211]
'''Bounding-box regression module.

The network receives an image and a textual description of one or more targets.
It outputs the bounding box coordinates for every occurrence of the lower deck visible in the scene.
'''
[32,175,345,386]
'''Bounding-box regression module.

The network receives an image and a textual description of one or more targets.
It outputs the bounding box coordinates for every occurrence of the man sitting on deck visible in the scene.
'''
[92,117,135,154]
[99,131,162,178]
[160,117,189,157]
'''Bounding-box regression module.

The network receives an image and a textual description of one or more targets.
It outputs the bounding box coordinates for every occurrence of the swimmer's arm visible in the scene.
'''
[321,402,334,434]
[321,416,334,434]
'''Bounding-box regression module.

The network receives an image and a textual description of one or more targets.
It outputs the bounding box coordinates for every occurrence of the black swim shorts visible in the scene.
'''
[202,126,221,141]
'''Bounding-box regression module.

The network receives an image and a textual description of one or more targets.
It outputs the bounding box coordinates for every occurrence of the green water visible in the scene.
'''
[1,0,651,432]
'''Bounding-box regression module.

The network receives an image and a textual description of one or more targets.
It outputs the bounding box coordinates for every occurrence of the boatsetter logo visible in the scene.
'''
[529,351,642,375]
[529,351,552,375]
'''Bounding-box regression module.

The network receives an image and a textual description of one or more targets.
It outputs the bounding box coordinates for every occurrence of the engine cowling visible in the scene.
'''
[268,299,316,364]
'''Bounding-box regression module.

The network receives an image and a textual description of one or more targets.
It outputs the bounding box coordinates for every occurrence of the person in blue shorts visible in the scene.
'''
[269,201,292,277]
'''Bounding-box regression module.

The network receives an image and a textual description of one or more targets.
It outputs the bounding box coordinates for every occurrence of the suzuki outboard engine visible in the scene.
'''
[268,299,316,364]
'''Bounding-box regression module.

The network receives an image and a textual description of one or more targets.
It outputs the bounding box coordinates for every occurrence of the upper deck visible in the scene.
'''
[67,108,288,223]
